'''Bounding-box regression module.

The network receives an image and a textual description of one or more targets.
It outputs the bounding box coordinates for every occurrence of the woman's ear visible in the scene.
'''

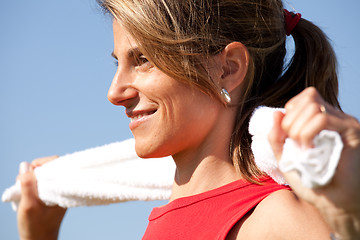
[219,42,249,93]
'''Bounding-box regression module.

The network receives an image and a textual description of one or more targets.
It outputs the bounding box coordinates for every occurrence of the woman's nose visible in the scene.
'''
[107,69,138,107]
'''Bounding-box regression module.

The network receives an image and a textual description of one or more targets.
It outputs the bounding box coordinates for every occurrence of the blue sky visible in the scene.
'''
[1,0,359,239]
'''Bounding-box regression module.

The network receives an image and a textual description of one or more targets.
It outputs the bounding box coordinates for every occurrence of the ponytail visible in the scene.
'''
[261,14,341,109]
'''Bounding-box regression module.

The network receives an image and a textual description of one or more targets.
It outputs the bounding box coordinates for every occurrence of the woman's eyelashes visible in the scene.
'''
[111,51,119,67]
[111,52,153,71]
[136,55,148,64]
[113,59,118,67]
[135,55,151,66]
[135,55,153,71]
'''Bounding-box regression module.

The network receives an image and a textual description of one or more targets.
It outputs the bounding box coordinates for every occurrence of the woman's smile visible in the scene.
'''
[127,109,157,130]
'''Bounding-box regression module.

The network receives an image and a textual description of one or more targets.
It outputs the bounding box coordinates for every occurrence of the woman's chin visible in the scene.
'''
[134,142,156,159]
[134,141,170,159]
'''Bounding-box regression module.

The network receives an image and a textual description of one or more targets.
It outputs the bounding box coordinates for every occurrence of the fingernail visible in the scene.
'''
[19,162,30,174]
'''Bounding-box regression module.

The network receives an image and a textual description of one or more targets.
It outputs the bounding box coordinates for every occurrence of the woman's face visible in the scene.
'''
[109,21,223,158]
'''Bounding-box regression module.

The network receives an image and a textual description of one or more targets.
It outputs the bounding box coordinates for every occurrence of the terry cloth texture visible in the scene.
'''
[2,139,175,210]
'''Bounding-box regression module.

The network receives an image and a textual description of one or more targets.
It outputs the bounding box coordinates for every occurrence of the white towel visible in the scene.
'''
[249,106,343,188]
[249,107,288,185]
[280,130,343,188]
[2,106,343,210]
[2,139,175,210]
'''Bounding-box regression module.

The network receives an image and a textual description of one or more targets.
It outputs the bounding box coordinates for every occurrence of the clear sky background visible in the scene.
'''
[1,0,359,239]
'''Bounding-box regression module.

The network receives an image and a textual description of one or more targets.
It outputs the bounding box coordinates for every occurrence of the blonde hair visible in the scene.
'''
[98,0,340,182]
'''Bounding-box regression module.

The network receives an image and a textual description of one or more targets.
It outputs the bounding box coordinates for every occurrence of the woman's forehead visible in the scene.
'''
[112,21,139,55]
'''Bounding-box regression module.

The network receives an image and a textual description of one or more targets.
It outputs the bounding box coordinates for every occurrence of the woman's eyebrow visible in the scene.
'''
[111,47,141,60]
[127,47,141,58]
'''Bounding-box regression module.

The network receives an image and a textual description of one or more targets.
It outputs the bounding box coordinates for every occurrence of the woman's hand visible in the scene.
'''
[268,87,360,239]
[17,156,67,240]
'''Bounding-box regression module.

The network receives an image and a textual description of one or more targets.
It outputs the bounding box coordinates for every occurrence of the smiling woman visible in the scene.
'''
[109,21,226,159]
[11,0,360,239]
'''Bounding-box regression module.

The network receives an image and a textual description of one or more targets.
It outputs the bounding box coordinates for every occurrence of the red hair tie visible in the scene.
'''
[284,9,302,36]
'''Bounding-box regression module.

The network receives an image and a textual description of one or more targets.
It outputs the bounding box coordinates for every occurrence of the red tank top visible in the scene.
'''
[142,176,290,240]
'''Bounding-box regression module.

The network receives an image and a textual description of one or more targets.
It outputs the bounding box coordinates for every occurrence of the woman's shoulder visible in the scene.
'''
[227,189,331,240]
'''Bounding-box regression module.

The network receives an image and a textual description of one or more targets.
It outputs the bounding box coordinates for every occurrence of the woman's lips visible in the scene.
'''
[128,110,157,130]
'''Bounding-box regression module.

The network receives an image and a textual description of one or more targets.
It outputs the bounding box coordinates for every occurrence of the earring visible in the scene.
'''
[220,88,231,104]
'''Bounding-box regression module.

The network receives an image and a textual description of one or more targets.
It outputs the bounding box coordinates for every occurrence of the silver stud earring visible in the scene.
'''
[220,88,231,104]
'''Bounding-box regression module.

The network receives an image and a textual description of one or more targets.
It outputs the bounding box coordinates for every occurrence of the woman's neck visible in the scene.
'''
[169,128,242,201]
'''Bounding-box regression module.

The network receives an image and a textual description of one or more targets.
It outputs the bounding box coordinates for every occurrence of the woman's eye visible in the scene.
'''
[135,55,153,71]
[136,55,149,65]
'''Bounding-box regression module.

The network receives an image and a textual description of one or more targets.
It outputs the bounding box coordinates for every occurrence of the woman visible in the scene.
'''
[17,0,360,239]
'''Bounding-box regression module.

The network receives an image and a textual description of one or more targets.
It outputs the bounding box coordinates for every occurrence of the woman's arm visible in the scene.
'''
[268,87,360,239]
[17,157,67,240]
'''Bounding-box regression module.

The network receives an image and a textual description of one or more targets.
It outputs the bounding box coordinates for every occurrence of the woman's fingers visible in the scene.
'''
[31,155,59,168]
[17,157,66,240]
[18,166,39,206]
[293,112,328,148]
[268,87,351,160]
[19,162,31,174]
[278,87,350,149]
[17,155,59,207]
[284,103,324,146]
[283,104,329,149]
[268,111,287,160]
